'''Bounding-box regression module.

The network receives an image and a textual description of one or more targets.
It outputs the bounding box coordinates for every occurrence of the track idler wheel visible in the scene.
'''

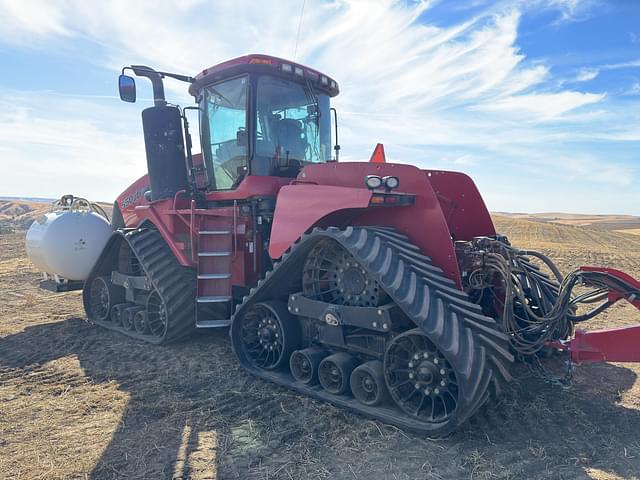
[88,276,124,322]
[318,352,358,395]
[110,303,132,326]
[133,310,150,334]
[350,360,389,406]
[290,347,326,385]
[123,306,144,331]
[238,301,300,370]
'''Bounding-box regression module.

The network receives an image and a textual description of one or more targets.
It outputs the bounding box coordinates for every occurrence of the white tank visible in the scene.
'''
[26,202,112,281]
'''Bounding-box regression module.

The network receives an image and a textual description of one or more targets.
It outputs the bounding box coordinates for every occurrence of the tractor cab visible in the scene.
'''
[190,55,339,190]
[118,54,340,199]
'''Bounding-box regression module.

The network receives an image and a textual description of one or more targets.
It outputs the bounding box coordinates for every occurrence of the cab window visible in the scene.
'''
[201,76,248,190]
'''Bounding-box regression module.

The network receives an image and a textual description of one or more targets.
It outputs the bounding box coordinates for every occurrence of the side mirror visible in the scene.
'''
[118,74,136,103]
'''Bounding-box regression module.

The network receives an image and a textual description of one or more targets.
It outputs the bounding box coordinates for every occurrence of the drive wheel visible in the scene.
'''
[385,329,459,424]
[88,276,123,322]
[238,301,300,370]
[302,239,387,307]
[350,360,388,406]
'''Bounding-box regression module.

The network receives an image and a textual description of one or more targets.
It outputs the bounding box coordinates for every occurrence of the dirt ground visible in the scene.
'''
[1,217,640,480]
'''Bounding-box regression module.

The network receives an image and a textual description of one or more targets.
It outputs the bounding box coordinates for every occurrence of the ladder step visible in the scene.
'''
[197,273,231,280]
[198,251,232,257]
[200,230,231,235]
[196,319,232,328]
[197,295,232,303]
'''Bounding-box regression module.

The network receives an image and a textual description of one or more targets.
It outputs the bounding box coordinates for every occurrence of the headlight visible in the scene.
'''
[383,176,400,190]
[365,175,383,189]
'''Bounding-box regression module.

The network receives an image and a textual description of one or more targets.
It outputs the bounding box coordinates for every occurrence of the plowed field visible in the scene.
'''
[1,216,639,479]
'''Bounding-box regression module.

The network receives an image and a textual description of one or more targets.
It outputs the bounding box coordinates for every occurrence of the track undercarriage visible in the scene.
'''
[83,229,195,344]
[231,227,515,435]
[82,225,639,435]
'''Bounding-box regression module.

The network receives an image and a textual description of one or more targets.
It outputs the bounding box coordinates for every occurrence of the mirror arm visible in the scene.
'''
[128,65,167,106]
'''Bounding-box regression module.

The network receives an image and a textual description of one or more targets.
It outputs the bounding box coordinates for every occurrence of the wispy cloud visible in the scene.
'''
[575,68,599,82]
[0,0,637,213]
[0,90,146,200]
[572,58,640,83]
[627,83,640,96]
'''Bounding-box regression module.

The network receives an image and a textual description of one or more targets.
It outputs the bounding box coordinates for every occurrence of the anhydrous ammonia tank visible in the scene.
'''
[26,196,112,282]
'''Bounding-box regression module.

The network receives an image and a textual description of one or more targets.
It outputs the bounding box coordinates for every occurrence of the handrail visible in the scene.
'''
[232,200,238,259]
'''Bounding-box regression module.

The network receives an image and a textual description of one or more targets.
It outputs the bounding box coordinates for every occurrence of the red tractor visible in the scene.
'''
[82,54,640,435]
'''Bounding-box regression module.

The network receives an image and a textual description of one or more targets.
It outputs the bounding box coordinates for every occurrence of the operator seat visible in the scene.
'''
[275,118,307,163]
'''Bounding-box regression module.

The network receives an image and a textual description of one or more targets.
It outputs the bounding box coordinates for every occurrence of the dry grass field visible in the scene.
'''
[1,215,640,479]
[494,212,640,232]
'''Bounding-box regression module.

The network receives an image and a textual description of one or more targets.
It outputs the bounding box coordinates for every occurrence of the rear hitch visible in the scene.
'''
[548,266,640,364]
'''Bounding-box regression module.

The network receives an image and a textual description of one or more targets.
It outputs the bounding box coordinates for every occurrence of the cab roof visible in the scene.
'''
[188,54,339,98]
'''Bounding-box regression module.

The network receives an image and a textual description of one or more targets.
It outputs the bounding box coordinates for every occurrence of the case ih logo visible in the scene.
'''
[121,187,148,209]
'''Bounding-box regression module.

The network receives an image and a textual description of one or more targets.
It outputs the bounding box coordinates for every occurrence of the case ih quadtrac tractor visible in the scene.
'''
[31,54,640,436]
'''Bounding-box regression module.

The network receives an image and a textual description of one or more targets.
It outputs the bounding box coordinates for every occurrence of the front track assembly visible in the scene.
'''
[231,227,514,435]
[83,228,195,344]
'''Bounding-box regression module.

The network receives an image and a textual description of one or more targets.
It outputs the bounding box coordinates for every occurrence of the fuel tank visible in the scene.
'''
[26,204,112,281]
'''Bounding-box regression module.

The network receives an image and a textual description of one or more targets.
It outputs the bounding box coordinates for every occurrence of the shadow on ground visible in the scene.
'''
[1,317,640,479]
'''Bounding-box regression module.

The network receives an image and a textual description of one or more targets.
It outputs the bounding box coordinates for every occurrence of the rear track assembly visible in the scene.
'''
[83,229,195,344]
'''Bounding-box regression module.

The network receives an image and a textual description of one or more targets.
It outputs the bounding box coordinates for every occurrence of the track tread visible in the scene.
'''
[231,226,514,435]
[83,228,195,344]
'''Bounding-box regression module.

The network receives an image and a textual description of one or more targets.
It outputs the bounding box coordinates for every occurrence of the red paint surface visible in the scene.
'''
[424,170,496,241]
[272,162,465,285]
[204,175,290,202]
[115,162,500,288]
[189,54,339,97]
[268,185,372,259]
[117,174,150,227]
[568,326,640,363]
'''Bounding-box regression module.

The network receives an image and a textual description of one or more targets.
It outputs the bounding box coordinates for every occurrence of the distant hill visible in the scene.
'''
[0,196,58,203]
[493,211,640,232]
[0,198,112,232]
[492,214,640,252]
[0,200,53,232]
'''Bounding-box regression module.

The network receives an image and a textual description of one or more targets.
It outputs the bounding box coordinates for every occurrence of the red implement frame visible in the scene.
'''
[549,266,640,364]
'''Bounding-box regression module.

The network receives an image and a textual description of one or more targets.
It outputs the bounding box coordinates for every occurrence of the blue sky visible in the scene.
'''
[0,0,638,214]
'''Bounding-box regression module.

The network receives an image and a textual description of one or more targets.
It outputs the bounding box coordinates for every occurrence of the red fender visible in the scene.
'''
[269,162,480,286]
[424,170,495,241]
[268,185,373,259]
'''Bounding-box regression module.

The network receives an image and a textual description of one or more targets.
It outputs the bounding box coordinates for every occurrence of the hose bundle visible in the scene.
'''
[52,194,110,222]
[466,239,639,356]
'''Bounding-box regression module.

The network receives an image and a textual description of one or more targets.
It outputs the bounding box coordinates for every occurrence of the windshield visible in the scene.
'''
[200,76,248,190]
[254,75,331,175]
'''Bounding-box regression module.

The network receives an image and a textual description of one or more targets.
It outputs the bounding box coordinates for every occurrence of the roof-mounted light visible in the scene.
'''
[281,63,293,74]
[330,80,337,89]
[320,76,329,86]
[294,66,304,76]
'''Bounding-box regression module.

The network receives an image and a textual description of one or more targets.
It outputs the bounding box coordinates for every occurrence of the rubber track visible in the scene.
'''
[83,228,195,344]
[231,227,514,435]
